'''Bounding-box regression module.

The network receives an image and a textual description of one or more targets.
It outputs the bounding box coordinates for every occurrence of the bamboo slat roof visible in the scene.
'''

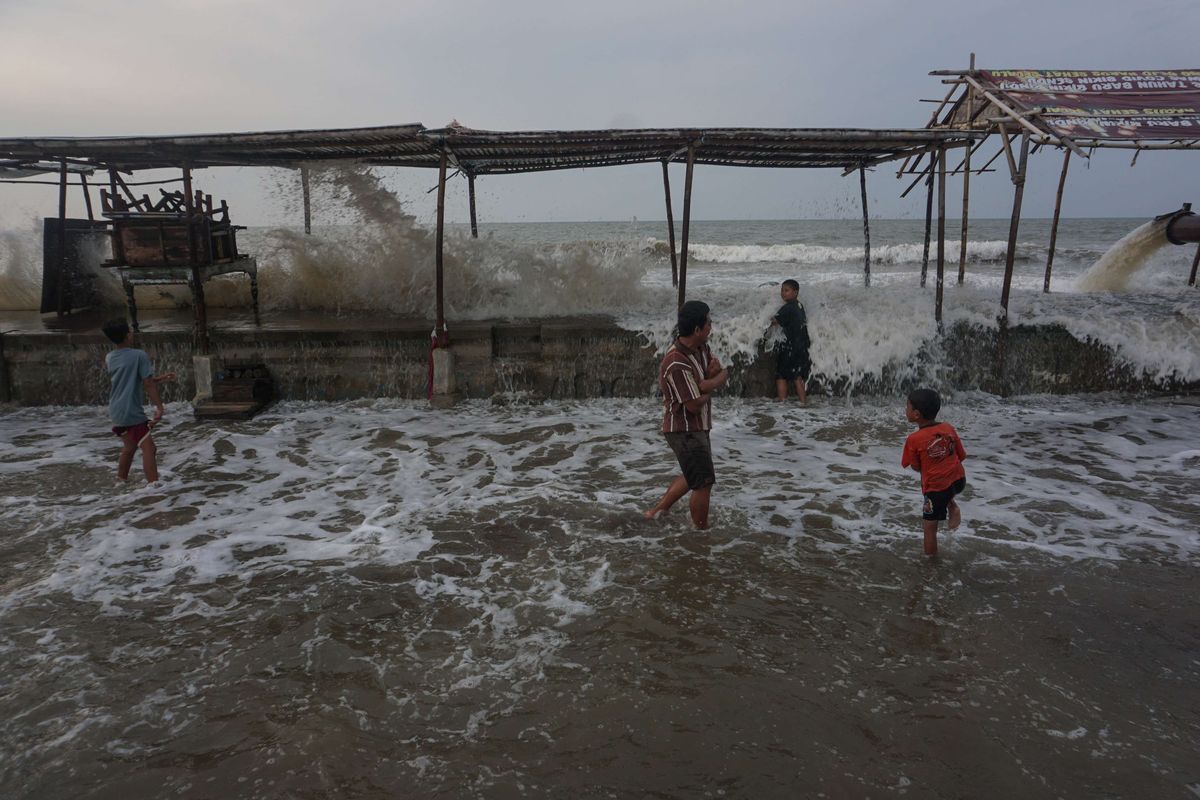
[0,124,978,175]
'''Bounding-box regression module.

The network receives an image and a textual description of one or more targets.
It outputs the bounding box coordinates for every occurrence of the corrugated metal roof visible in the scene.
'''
[0,123,979,174]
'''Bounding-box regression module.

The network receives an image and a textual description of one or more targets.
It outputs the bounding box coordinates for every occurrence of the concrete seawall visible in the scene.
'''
[0,318,1194,407]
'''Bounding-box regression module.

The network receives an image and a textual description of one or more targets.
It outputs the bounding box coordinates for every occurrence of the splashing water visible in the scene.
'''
[1077,218,1171,292]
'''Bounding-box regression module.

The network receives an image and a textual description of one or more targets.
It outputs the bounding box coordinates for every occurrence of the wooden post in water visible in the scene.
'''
[957,135,971,285]
[183,166,210,354]
[55,160,68,316]
[435,149,448,340]
[468,173,479,238]
[859,164,871,288]
[921,166,934,288]
[662,161,678,288]
[1189,244,1199,287]
[678,144,696,308]
[300,165,312,235]
[936,146,947,326]
[999,134,1031,319]
[1043,149,1071,293]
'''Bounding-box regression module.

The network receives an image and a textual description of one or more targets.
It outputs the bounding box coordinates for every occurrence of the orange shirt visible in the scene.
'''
[901,422,967,493]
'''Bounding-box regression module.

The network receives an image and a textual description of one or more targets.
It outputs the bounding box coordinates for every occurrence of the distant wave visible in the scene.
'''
[643,239,1046,265]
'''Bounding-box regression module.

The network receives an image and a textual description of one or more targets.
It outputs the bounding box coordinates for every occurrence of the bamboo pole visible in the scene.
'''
[55,160,68,316]
[300,165,312,235]
[468,172,478,238]
[183,167,209,353]
[1000,134,1031,318]
[435,149,448,341]
[859,164,871,288]
[678,144,696,308]
[1188,244,1199,287]
[957,127,971,285]
[1043,149,1071,293]
[936,146,947,325]
[921,170,933,288]
[662,161,678,288]
[80,173,94,222]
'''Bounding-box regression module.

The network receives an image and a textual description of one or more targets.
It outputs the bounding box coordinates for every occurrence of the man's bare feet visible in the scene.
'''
[947,501,961,530]
[643,508,664,520]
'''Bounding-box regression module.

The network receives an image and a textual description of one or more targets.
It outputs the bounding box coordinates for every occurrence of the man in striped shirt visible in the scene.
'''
[644,300,729,529]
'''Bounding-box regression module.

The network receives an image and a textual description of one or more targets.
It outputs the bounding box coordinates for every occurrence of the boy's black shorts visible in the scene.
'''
[664,431,716,491]
[922,477,966,521]
[774,345,811,381]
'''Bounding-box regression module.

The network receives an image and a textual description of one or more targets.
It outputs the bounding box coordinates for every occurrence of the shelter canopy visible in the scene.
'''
[0,124,976,175]
[929,67,1200,150]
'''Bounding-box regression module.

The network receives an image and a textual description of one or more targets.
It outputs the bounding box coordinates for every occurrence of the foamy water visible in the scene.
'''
[1,395,1198,796]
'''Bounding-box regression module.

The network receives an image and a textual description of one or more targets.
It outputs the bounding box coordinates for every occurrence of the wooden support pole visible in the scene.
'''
[1000,134,1031,319]
[957,133,971,285]
[435,149,448,341]
[859,164,871,288]
[662,161,679,288]
[921,170,934,288]
[936,146,947,326]
[1188,244,1199,287]
[80,173,94,222]
[678,144,696,308]
[183,167,209,354]
[1043,149,1071,293]
[300,165,312,235]
[467,173,479,238]
[55,160,68,316]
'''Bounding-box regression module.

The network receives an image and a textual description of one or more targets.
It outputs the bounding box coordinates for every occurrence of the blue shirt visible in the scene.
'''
[106,348,153,426]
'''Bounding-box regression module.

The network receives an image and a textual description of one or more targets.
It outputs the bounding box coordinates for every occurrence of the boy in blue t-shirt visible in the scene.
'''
[102,319,176,482]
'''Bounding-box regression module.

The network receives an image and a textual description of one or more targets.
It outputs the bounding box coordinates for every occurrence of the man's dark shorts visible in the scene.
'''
[922,477,966,521]
[774,344,811,381]
[664,431,716,491]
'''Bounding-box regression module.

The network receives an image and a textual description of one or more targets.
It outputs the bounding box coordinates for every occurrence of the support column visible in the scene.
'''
[431,149,458,405]
[301,164,312,235]
[677,144,696,308]
[468,173,479,238]
[936,146,947,326]
[662,161,678,288]
[1043,149,1071,293]
[1188,244,1199,287]
[921,166,934,288]
[957,138,971,285]
[859,164,871,288]
[80,173,94,221]
[183,167,210,355]
[56,160,68,316]
[999,134,1031,319]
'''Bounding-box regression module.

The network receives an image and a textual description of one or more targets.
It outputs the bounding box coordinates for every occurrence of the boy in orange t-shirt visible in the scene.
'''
[901,388,967,556]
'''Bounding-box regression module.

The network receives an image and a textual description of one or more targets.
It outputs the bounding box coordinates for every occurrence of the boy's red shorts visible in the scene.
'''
[112,421,151,442]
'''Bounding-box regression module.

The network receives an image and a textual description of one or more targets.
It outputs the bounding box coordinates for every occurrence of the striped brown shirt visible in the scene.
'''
[659,339,714,433]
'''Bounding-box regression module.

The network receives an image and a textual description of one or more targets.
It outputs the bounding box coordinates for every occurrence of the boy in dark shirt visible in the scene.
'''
[103,319,176,483]
[771,279,811,402]
[901,388,968,556]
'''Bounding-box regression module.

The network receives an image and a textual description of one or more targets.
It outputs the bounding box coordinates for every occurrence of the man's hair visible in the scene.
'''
[102,319,130,345]
[907,388,941,420]
[677,300,710,337]
[782,279,799,292]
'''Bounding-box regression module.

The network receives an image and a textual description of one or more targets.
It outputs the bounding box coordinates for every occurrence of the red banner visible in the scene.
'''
[975,70,1200,140]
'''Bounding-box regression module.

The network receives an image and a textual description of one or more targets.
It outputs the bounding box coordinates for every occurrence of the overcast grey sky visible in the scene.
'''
[3,0,1198,228]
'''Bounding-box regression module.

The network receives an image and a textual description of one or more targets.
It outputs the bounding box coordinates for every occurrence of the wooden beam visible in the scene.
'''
[1188,243,1199,287]
[677,144,696,308]
[467,172,479,238]
[1000,135,1030,318]
[183,166,209,354]
[435,149,448,340]
[936,146,947,325]
[300,164,312,235]
[662,161,678,287]
[957,131,971,286]
[55,160,68,317]
[79,173,94,221]
[921,171,933,289]
[1043,149,1071,293]
[859,164,871,288]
